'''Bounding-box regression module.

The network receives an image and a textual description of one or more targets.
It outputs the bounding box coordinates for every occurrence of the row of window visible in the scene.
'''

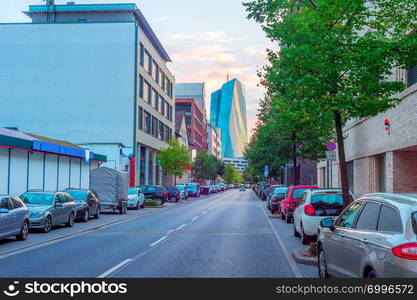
[139,76,173,122]
[140,43,173,98]
[138,107,172,142]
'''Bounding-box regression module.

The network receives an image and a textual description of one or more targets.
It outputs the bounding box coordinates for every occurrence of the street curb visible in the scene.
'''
[292,248,317,266]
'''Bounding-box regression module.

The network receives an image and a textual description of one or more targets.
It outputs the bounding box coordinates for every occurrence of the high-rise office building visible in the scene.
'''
[176,83,206,113]
[210,79,248,158]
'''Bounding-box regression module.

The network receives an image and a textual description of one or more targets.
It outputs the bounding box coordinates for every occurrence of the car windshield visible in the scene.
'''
[311,193,344,206]
[274,188,287,194]
[20,193,53,206]
[292,188,309,199]
[188,185,197,191]
[139,186,155,192]
[128,188,138,195]
[66,190,87,201]
[176,186,184,191]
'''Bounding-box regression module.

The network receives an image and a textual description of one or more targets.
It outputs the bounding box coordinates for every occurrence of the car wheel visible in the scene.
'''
[294,224,300,237]
[123,203,127,214]
[365,269,377,278]
[301,224,310,245]
[119,205,124,214]
[135,202,140,210]
[83,209,89,222]
[170,196,176,203]
[156,198,163,206]
[43,215,52,233]
[94,207,100,219]
[16,220,29,241]
[140,204,145,209]
[286,214,292,224]
[318,245,329,278]
[66,212,75,227]
[281,212,285,220]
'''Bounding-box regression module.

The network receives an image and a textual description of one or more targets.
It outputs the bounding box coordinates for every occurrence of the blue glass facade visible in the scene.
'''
[210,79,248,158]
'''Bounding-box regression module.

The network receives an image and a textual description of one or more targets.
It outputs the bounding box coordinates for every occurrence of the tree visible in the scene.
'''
[157,138,190,185]
[245,0,417,206]
[223,164,244,184]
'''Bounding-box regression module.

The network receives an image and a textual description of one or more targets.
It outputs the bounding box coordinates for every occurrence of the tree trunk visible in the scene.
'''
[292,132,298,185]
[334,111,350,208]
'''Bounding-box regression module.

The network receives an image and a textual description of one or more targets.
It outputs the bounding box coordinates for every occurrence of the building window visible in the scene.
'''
[161,99,165,115]
[152,116,158,137]
[168,104,172,121]
[152,61,159,83]
[165,78,170,95]
[154,90,159,111]
[139,43,144,66]
[144,50,151,74]
[145,81,152,104]
[159,121,165,140]
[144,111,151,134]
[138,106,143,130]
[407,65,417,87]
[139,76,144,98]
[159,70,165,88]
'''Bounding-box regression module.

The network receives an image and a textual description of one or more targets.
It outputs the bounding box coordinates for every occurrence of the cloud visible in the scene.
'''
[151,16,169,23]
[171,31,243,43]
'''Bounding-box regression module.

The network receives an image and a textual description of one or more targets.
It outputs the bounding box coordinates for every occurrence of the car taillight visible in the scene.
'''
[304,204,315,216]
[263,191,267,194]
[392,243,417,260]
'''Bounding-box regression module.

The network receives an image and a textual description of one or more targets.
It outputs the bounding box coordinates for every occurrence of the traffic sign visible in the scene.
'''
[326,141,337,152]
[263,165,269,177]
[326,151,337,161]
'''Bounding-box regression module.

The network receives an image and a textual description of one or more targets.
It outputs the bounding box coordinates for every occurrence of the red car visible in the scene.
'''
[279,185,319,223]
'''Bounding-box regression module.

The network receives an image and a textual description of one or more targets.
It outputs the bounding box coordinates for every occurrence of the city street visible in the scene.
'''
[0,190,315,278]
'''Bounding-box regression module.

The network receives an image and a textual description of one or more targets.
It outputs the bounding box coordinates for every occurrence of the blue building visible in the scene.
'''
[210,79,248,158]
[0,2,175,186]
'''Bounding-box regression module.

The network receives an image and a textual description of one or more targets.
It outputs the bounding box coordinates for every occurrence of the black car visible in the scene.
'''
[163,186,180,203]
[138,185,168,205]
[65,188,101,222]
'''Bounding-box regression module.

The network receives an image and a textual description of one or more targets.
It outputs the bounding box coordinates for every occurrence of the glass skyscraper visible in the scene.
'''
[210,78,248,158]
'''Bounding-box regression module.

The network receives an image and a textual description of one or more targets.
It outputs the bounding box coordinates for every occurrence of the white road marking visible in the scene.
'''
[191,216,199,221]
[150,236,168,247]
[201,211,207,215]
[209,207,213,210]
[97,259,132,278]
[176,224,187,230]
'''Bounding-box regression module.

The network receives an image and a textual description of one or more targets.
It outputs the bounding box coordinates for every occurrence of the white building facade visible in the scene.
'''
[0,3,175,187]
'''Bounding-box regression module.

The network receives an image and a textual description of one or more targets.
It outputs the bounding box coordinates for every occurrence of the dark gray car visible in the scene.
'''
[20,191,76,233]
[0,196,30,241]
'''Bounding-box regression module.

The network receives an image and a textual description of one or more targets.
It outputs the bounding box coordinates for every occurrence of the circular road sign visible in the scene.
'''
[326,141,337,152]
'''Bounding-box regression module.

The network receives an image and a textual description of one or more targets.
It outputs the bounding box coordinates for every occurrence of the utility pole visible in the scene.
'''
[44,0,56,23]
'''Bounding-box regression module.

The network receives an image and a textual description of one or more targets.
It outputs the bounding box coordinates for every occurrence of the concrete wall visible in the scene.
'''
[0,147,99,195]
[0,22,136,149]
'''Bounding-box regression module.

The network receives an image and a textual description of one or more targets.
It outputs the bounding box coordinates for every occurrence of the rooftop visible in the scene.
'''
[24,3,171,62]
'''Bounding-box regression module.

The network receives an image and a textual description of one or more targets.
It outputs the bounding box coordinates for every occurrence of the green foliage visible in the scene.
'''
[192,150,223,181]
[157,138,190,178]
[144,199,160,207]
[245,0,417,205]
[223,164,244,184]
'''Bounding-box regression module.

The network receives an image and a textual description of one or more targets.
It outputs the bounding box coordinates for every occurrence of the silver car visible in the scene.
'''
[0,196,30,241]
[20,191,76,233]
[318,193,417,278]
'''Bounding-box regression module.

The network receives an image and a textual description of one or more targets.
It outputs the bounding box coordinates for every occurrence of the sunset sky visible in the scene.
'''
[1,0,274,136]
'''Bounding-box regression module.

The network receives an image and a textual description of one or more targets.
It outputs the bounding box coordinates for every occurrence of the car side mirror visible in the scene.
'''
[320,217,335,231]
[0,208,9,214]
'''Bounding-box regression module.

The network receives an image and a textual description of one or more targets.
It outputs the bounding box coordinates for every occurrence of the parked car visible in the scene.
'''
[259,185,270,201]
[176,184,188,199]
[163,186,180,202]
[293,189,354,244]
[20,191,76,233]
[65,188,101,222]
[127,187,145,209]
[267,185,288,202]
[279,185,319,223]
[0,195,30,241]
[188,183,200,197]
[239,185,246,191]
[138,185,168,205]
[318,193,417,278]
[267,187,288,214]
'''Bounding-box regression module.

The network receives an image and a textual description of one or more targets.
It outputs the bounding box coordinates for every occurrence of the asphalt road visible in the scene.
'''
[0,190,317,278]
